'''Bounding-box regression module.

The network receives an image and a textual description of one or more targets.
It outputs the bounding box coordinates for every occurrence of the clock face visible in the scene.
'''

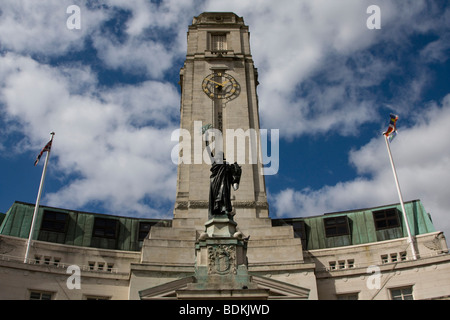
[202,72,241,101]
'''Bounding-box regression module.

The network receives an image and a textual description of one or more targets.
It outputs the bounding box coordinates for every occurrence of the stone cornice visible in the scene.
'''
[175,200,269,210]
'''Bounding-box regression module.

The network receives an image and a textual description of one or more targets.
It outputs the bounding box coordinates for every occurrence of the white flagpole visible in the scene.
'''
[384,134,418,260]
[24,132,55,263]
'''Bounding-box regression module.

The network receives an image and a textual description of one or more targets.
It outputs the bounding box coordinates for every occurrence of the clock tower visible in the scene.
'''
[135,13,315,299]
[174,12,269,232]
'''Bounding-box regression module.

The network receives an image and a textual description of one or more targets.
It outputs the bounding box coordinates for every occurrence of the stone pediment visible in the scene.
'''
[250,275,310,299]
[139,275,310,300]
[139,276,195,300]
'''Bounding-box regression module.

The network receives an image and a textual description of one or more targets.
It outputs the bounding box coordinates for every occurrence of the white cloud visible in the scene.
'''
[0,0,197,79]
[0,52,179,218]
[89,0,199,78]
[102,80,180,127]
[0,0,107,56]
[92,35,176,78]
[272,94,450,238]
[203,0,438,139]
[0,1,193,217]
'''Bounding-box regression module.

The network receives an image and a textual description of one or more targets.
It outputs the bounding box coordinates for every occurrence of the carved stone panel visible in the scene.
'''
[207,244,237,275]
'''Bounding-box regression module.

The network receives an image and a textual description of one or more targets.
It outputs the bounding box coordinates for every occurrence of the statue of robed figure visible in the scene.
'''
[208,157,242,219]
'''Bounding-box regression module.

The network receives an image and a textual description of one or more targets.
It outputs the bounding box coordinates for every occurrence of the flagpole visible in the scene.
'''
[24,133,54,264]
[384,134,418,260]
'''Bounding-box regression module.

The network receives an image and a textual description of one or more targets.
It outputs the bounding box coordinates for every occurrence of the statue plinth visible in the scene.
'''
[174,157,268,298]
[203,214,238,238]
[186,215,264,297]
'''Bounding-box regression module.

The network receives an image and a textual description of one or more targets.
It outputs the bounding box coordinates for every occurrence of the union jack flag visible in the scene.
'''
[34,139,53,166]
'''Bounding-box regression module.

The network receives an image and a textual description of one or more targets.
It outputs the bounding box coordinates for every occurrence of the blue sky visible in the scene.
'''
[1,0,450,237]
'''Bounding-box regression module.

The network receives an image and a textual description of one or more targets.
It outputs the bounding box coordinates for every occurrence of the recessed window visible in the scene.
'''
[400,251,407,261]
[210,33,227,51]
[93,218,118,239]
[373,208,400,230]
[40,210,68,233]
[329,259,355,270]
[347,259,355,268]
[391,253,398,263]
[329,261,336,270]
[29,291,53,300]
[324,216,350,237]
[390,286,414,300]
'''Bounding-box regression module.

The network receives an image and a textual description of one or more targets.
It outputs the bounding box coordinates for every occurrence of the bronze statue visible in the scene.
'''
[208,157,242,219]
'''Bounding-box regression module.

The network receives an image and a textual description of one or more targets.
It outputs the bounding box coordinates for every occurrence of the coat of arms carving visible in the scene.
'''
[208,245,237,275]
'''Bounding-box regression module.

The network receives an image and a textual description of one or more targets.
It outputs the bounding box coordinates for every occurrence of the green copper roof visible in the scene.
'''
[274,199,436,250]
[0,199,436,252]
[0,201,170,251]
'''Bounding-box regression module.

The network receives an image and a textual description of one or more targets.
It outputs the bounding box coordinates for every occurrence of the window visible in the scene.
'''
[40,210,68,233]
[138,222,156,241]
[324,216,350,237]
[92,218,118,239]
[107,263,114,272]
[390,253,398,263]
[88,262,95,271]
[347,259,355,268]
[329,259,355,270]
[211,33,227,51]
[29,291,53,300]
[382,253,405,264]
[373,208,400,230]
[97,263,104,271]
[390,286,414,300]
[400,251,407,261]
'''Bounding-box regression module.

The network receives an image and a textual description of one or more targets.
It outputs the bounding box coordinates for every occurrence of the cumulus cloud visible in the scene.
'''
[204,0,446,139]
[0,1,198,217]
[90,0,199,78]
[0,52,179,217]
[0,0,107,56]
[271,94,450,237]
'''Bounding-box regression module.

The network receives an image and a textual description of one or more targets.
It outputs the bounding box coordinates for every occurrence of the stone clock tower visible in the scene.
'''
[174,12,269,232]
[131,13,317,300]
